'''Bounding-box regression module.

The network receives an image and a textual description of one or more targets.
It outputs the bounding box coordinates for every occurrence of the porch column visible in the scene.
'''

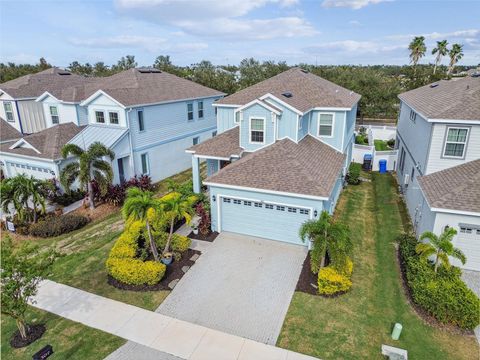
[192,155,201,193]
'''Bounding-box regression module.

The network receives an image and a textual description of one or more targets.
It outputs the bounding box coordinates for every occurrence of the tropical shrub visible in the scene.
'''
[154,232,191,253]
[91,175,155,206]
[334,256,353,277]
[355,134,368,145]
[398,233,480,329]
[29,214,89,237]
[317,267,352,296]
[106,220,166,285]
[196,202,211,235]
[50,189,86,206]
[346,162,361,185]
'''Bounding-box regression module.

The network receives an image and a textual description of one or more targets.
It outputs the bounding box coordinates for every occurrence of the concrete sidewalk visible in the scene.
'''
[30,280,317,360]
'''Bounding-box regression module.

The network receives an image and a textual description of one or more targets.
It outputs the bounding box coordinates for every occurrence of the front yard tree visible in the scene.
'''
[416,227,466,273]
[299,211,352,273]
[1,237,57,342]
[123,187,161,262]
[60,142,115,209]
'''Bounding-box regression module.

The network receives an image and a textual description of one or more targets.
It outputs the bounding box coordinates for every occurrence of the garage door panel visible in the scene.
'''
[220,197,310,245]
[454,231,480,271]
[8,163,53,180]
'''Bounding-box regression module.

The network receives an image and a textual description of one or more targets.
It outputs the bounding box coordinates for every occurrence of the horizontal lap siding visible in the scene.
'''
[309,110,346,152]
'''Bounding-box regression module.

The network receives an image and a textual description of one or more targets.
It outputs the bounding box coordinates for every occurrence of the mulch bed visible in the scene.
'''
[108,249,201,292]
[187,231,219,242]
[10,324,46,348]
[296,253,318,295]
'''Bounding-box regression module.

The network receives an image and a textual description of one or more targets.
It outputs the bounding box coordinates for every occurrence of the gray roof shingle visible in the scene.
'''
[215,68,361,113]
[399,75,480,121]
[187,127,242,158]
[0,123,83,160]
[205,135,345,198]
[0,118,22,143]
[418,159,480,214]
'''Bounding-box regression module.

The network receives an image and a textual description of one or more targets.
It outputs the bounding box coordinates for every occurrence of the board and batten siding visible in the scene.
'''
[309,110,346,152]
[17,100,46,133]
[343,104,357,153]
[239,103,276,151]
[262,98,298,141]
[216,106,237,134]
[425,123,480,175]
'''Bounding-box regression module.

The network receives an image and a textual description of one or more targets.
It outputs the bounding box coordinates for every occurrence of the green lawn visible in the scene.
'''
[1,308,124,360]
[277,173,479,360]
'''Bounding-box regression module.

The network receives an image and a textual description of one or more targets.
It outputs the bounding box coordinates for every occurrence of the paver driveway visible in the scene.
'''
[158,232,307,345]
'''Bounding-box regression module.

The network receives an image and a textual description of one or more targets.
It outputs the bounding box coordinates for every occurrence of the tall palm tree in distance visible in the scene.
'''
[408,36,427,76]
[447,43,464,75]
[60,142,114,209]
[431,40,448,75]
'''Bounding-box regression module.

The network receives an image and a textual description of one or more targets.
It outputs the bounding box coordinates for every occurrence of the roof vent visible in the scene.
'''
[137,68,162,73]
[300,69,308,73]
[282,92,293,98]
[430,83,439,88]
[472,72,480,78]
[58,71,71,75]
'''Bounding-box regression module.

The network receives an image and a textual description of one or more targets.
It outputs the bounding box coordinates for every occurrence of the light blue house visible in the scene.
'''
[0,68,224,184]
[187,68,360,246]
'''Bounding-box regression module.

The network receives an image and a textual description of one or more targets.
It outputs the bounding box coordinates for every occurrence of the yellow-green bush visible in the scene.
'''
[333,257,353,278]
[318,267,352,296]
[154,232,191,253]
[106,220,166,286]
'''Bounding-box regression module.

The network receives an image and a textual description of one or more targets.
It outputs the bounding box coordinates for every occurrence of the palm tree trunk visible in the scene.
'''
[16,318,27,340]
[87,181,95,210]
[163,218,175,255]
[146,219,160,262]
[433,62,437,75]
[33,205,38,223]
[434,250,440,273]
[320,255,326,269]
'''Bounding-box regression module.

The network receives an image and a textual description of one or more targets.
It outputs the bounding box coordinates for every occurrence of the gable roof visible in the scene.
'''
[80,68,225,107]
[0,118,22,143]
[418,159,480,214]
[0,67,90,100]
[398,75,480,121]
[0,123,83,160]
[187,126,242,159]
[205,135,345,199]
[215,68,361,113]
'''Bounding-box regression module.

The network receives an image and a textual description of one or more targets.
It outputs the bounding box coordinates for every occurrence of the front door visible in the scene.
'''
[117,158,125,183]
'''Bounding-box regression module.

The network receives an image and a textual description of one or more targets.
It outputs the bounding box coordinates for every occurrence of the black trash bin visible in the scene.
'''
[363,154,372,171]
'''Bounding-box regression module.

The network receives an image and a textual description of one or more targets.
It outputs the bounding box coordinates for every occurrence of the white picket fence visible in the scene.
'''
[352,144,398,171]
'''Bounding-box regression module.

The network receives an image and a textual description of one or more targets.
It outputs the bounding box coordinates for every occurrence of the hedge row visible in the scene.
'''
[29,215,89,238]
[398,233,480,330]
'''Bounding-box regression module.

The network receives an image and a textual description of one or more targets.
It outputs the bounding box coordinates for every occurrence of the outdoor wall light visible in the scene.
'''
[314,210,318,217]
[212,195,216,202]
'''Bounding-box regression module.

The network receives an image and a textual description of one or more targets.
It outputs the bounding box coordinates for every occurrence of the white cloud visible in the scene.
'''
[321,0,392,10]
[69,35,207,53]
[305,40,403,54]
[387,29,480,41]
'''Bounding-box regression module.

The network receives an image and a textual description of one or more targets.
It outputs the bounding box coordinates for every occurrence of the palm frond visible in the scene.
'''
[59,162,80,193]
[61,143,84,159]
[451,247,467,265]
[88,142,115,160]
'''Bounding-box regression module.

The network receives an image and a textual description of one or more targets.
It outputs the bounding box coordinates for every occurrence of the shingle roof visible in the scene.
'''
[215,68,361,113]
[0,118,22,143]
[187,126,242,158]
[83,68,225,106]
[418,159,480,214]
[205,135,345,198]
[0,123,83,159]
[0,67,90,99]
[398,75,480,121]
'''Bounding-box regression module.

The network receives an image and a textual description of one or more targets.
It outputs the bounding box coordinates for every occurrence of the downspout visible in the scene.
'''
[14,100,25,134]
[126,108,136,176]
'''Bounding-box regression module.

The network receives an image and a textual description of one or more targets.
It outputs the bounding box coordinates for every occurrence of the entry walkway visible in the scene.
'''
[30,280,317,360]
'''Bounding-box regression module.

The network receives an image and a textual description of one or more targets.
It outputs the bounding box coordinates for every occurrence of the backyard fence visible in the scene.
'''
[352,144,398,172]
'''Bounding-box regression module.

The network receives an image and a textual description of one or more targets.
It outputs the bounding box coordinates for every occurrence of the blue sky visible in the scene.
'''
[1,0,479,67]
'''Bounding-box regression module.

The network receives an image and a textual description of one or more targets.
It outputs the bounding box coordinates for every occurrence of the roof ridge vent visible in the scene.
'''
[137,68,162,73]
[282,91,293,98]
[430,83,439,88]
[300,69,308,73]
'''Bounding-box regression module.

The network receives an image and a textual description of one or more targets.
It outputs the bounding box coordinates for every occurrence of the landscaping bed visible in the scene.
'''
[187,231,219,242]
[107,249,201,291]
[295,253,317,295]
[9,324,46,348]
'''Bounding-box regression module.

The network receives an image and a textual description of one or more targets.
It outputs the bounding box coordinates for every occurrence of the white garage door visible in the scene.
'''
[8,162,54,180]
[454,226,480,271]
[219,196,312,245]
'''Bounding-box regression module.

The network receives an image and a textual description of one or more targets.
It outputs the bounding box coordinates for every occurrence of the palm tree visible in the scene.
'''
[447,43,464,76]
[160,192,196,256]
[299,211,352,273]
[122,187,161,262]
[432,40,448,75]
[416,227,466,273]
[408,36,427,75]
[60,142,115,209]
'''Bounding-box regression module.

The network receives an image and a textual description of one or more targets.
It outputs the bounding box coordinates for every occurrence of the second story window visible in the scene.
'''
[141,153,149,175]
[198,101,204,119]
[138,110,144,131]
[187,103,194,121]
[212,131,217,137]
[49,106,59,124]
[109,112,119,125]
[4,102,14,122]
[95,111,105,123]
[409,110,416,123]
[250,118,265,144]
[443,127,469,158]
[193,136,200,145]
[318,113,334,137]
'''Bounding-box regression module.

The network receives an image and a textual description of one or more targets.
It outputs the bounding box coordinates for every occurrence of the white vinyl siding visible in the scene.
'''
[443,127,469,158]
[318,113,334,137]
[4,101,14,122]
[49,106,59,124]
[249,118,265,143]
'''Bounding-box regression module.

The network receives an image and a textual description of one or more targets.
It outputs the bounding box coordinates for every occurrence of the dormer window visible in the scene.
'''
[109,111,119,125]
[4,102,14,122]
[95,111,105,123]
[318,113,334,137]
[250,117,265,144]
[49,106,59,124]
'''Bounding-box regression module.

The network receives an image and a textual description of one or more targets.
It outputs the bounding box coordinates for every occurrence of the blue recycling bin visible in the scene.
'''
[379,159,387,173]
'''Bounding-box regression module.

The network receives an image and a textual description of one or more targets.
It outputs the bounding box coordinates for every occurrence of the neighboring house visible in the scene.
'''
[187,68,360,246]
[0,68,224,185]
[396,74,480,271]
[0,68,91,134]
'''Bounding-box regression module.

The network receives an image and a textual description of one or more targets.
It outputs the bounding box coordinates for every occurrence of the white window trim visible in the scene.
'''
[49,105,59,124]
[4,101,15,122]
[187,103,194,122]
[442,126,469,159]
[140,152,149,175]
[108,111,120,125]
[94,109,106,124]
[249,116,266,145]
[317,112,335,138]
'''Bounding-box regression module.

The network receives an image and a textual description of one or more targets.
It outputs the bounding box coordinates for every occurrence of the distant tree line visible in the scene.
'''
[1,38,477,119]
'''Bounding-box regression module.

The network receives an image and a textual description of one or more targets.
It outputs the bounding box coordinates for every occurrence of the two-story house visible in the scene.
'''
[396,74,480,271]
[187,68,360,246]
[0,68,224,185]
